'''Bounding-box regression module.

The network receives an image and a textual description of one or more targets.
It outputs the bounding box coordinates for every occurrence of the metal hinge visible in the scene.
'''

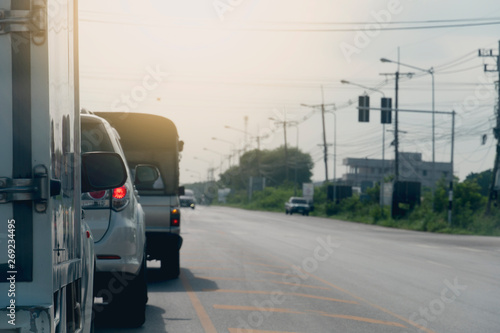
[0,165,49,213]
[0,5,46,35]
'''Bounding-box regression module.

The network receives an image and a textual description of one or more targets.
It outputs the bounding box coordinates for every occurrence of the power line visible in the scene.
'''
[222,21,500,32]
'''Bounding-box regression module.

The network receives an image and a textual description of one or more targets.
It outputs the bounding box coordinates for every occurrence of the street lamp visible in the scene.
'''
[194,157,214,181]
[203,147,227,175]
[185,168,201,182]
[224,125,258,152]
[381,58,436,187]
[340,80,385,97]
[212,137,236,167]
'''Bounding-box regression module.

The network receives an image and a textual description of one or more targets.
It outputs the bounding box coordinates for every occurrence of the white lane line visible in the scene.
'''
[454,246,484,253]
[426,260,454,269]
[416,244,439,249]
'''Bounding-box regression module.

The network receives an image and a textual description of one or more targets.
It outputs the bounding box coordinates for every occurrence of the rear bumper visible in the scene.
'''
[146,232,183,260]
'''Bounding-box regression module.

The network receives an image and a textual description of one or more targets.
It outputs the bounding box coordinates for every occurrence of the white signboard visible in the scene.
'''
[303,183,314,202]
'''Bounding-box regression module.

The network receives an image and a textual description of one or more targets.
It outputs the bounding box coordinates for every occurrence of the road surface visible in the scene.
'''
[96,205,500,333]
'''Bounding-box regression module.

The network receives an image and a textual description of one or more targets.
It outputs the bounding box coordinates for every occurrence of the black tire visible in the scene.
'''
[160,249,180,279]
[112,258,147,327]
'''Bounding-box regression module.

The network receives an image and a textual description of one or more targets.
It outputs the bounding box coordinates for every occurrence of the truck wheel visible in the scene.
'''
[113,258,147,327]
[161,249,180,279]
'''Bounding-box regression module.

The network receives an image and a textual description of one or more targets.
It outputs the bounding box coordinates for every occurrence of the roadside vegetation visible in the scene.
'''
[213,152,500,236]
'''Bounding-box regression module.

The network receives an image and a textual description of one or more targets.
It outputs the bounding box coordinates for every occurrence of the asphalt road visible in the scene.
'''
[96,205,500,333]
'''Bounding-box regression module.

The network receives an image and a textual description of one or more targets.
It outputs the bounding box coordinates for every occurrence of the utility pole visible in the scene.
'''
[379,70,415,181]
[479,41,500,213]
[301,96,336,184]
[244,116,249,153]
[270,111,297,182]
[321,85,329,182]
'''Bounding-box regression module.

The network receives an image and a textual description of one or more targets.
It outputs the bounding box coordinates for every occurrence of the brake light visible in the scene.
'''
[81,190,110,208]
[97,255,121,260]
[89,191,106,199]
[112,185,129,211]
[113,186,127,199]
[170,208,180,227]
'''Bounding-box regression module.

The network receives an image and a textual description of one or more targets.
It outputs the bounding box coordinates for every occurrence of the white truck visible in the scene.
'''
[0,1,127,331]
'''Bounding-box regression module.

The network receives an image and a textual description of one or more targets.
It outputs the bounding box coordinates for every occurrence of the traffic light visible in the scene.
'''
[358,95,369,122]
[381,97,392,124]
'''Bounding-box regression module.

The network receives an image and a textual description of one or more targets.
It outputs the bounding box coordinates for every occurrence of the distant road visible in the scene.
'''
[97,206,500,333]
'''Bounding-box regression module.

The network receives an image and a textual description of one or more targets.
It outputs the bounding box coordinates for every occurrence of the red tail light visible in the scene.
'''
[112,186,127,199]
[112,185,129,211]
[170,208,180,227]
[89,190,106,199]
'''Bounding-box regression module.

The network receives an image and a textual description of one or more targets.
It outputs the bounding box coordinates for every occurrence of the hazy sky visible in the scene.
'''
[78,0,500,185]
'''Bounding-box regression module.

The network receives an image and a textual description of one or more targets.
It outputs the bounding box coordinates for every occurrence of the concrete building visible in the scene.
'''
[342,152,452,190]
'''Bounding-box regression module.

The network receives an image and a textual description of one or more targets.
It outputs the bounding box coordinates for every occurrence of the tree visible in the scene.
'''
[219,146,313,190]
[465,169,492,197]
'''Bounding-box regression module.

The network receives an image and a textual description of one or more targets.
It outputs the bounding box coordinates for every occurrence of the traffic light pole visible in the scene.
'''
[395,71,399,181]
[363,106,455,224]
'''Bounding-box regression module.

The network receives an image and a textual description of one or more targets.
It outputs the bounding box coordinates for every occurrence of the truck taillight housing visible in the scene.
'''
[112,186,129,211]
[81,190,110,208]
[89,190,106,199]
[170,208,180,227]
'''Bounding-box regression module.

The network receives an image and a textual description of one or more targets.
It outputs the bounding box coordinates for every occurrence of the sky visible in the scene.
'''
[78,0,500,185]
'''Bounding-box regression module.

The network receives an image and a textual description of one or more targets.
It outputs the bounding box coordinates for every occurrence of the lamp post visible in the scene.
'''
[212,137,235,167]
[381,58,435,187]
[203,147,227,175]
[224,125,259,152]
[194,157,213,181]
[185,168,201,182]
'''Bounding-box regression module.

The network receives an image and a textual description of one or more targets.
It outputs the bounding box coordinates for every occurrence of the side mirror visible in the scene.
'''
[178,186,185,196]
[134,164,164,190]
[81,152,127,193]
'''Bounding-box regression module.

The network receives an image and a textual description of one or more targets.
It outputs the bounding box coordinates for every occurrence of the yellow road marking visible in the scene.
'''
[196,276,330,290]
[180,272,217,333]
[300,271,435,333]
[244,262,290,269]
[261,253,437,333]
[266,279,330,290]
[204,289,356,304]
[215,305,406,328]
[320,312,406,328]
[214,305,303,314]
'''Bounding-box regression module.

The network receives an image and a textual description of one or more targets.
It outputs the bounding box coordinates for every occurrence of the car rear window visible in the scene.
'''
[292,199,307,204]
[81,120,114,153]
